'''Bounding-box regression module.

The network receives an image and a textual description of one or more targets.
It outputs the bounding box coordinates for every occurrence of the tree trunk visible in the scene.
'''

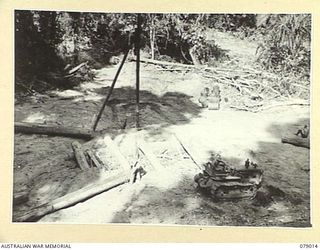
[150,14,155,60]
[189,46,200,66]
[15,122,95,140]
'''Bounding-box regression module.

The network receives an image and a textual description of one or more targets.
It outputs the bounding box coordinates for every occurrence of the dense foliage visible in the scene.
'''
[15,11,311,94]
[15,11,64,89]
[255,14,311,78]
[145,14,229,65]
[205,14,257,31]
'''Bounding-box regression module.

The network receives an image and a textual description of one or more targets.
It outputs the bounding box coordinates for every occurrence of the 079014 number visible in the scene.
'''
[300,244,318,248]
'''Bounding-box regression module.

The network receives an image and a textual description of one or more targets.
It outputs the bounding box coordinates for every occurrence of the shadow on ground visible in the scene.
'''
[92,86,202,132]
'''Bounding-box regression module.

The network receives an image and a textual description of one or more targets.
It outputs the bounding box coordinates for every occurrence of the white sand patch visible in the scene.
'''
[23,112,57,124]
[73,93,104,102]
[78,81,108,90]
[50,89,84,99]
[23,112,46,123]
[268,202,289,212]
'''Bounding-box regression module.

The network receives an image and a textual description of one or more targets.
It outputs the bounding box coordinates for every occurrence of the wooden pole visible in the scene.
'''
[135,14,142,128]
[92,48,130,131]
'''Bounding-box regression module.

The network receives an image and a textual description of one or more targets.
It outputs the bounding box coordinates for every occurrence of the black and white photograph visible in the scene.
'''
[13,11,311,227]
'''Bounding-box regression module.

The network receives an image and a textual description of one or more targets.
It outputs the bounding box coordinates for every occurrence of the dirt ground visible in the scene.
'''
[13,30,310,227]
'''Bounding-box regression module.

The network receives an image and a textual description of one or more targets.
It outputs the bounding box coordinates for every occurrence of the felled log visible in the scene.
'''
[133,58,256,75]
[133,58,199,69]
[15,122,95,140]
[72,141,90,170]
[281,136,310,149]
[15,172,129,222]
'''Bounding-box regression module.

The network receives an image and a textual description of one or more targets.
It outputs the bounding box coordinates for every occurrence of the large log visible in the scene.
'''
[15,122,95,140]
[15,172,129,222]
[281,136,310,149]
[71,141,90,170]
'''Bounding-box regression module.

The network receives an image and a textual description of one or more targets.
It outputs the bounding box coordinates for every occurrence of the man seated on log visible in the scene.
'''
[295,125,309,138]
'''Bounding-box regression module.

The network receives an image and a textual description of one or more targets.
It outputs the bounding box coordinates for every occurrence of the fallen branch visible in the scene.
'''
[157,68,186,72]
[15,172,129,222]
[258,100,309,112]
[135,58,260,75]
[204,74,249,93]
[230,99,309,113]
[132,58,199,69]
[68,61,88,75]
[229,105,259,112]
[247,79,281,96]
[15,122,95,140]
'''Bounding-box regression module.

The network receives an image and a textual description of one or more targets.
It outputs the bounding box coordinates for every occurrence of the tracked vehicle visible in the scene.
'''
[194,156,263,200]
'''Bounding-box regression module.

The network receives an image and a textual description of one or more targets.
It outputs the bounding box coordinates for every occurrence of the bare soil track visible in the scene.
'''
[13,31,310,227]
